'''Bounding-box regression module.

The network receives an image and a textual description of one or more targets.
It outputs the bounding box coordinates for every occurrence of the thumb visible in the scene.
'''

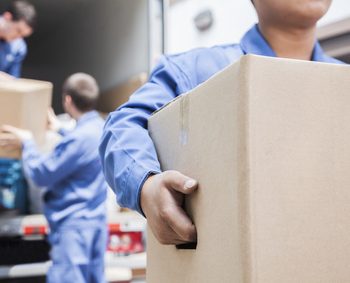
[48,107,55,117]
[163,170,198,195]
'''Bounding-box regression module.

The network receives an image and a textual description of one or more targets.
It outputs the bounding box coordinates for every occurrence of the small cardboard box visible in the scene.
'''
[148,55,350,283]
[0,79,52,159]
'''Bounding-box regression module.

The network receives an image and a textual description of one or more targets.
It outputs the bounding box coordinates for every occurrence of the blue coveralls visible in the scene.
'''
[99,24,344,215]
[22,111,107,283]
[0,37,27,77]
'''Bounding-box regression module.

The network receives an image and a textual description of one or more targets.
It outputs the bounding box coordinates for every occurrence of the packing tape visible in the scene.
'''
[180,94,190,146]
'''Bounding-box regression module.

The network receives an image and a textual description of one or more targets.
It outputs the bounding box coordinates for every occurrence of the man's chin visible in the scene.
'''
[3,36,18,42]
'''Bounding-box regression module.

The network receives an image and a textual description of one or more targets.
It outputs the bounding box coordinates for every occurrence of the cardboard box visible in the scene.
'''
[97,73,148,113]
[147,55,350,283]
[0,79,52,159]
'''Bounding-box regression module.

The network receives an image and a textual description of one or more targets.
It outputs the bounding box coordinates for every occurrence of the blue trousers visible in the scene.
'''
[47,224,107,283]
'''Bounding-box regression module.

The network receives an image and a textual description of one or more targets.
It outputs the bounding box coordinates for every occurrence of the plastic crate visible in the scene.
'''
[0,158,28,214]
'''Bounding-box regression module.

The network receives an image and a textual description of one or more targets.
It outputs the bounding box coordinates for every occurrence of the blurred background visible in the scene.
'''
[0,0,349,282]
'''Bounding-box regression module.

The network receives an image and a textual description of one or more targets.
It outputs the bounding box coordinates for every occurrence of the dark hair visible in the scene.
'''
[63,73,100,113]
[7,0,37,29]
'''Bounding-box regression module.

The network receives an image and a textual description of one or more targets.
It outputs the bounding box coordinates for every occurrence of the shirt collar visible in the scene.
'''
[310,41,326,62]
[240,24,328,62]
[76,110,99,127]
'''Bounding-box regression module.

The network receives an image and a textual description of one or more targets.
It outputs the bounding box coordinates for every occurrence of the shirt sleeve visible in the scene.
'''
[99,55,191,214]
[58,127,70,137]
[6,42,27,78]
[22,136,82,187]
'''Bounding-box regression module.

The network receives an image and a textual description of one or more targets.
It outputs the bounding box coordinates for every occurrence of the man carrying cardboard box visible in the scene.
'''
[100,0,345,245]
[0,0,36,79]
[2,73,108,283]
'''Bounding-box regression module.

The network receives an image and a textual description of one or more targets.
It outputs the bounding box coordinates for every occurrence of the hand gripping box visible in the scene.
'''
[0,79,53,159]
[148,55,350,283]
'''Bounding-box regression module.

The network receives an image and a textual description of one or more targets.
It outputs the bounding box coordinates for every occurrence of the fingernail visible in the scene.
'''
[185,179,196,189]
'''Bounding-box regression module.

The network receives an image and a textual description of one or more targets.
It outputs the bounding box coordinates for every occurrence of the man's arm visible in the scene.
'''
[6,41,27,78]
[99,55,198,244]
[2,124,81,187]
[100,55,187,213]
[21,137,82,187]
[7,58,23,78]
[47,108,71,137]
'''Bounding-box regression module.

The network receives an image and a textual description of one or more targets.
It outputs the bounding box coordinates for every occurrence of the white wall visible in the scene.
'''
[319,0,350,25]
[167,0,257,53]
[167,0,350,54]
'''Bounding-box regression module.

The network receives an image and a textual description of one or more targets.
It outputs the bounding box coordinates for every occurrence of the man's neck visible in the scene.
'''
[72,112,84,121]
[258,22,317,60]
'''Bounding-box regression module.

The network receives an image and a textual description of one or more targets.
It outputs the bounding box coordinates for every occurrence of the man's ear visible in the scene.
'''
[65,95,72,104]
[3,12,13,22]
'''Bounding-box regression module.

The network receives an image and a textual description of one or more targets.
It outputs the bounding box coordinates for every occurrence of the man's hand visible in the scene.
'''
[1,125,33,142]
[141,170,198,245]
[0,133,22,150]
[0,71,14,81]
[47,108,62,132]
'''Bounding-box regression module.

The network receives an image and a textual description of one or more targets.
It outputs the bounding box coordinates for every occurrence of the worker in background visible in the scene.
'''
[0,0,36,79]
[100,0,344,245]
[2,73,107,283]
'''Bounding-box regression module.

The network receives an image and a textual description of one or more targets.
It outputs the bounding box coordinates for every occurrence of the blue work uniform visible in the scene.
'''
[99,24,344,215]
[22,111,107,283]
[0,38,27,77]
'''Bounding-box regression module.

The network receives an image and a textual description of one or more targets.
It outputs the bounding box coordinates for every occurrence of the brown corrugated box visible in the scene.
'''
[148,55,350,283]
[0,79,52,159]
[97,73,148,113]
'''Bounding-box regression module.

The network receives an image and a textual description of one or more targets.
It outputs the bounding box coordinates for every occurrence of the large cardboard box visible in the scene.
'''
[0,79,52,159]
[147,55,350,283]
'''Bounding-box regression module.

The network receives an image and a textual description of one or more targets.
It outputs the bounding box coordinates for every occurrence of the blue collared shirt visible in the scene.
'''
[0,38,27,78]
[23,111,107,229]
[100,24,344,215]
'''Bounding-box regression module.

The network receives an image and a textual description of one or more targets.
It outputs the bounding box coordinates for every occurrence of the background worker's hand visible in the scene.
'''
[1,125,33,142]
[47,108,62,132]
[0,132,22,150]
[141,170,198,245]
[0,71,14,81]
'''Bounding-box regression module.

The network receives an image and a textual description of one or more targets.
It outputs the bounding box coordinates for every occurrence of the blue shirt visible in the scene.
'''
[23,111,107,229]
[99,24,344,215]
[0,38,27,77]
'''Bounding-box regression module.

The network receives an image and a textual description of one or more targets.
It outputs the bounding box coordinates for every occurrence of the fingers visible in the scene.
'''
[0,125,32,141]
[156,224,195,245]
[1,125,16,134]
[160,171,198,242]
[0,71,15,81]
[1,125,22,138]
[160,203,197,243]
[163,170,198,195]
[0,132,21,149]
[47,108,56,119]
[141,171,199,245]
